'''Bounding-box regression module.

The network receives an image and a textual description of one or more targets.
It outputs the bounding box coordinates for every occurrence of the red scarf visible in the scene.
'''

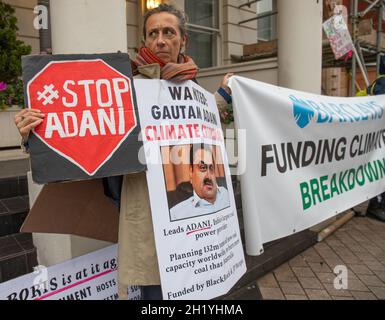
[133,47,198,82]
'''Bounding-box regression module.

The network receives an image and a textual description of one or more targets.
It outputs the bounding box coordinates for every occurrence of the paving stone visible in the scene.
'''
[338,254,360,263]
[322,283,353,297]
[323,258,345,271]
[377,244,385,251]
[301,247,320,262]
[331,296,355,300]
[305,289,332,300]
[335,232,355,241]
[346,279,370,292]
[273,263,297,282]
[353,225,372,232]
[338,254,362,264]
[366,247,385,257]
[285,294,308,300]
[259,287,285,300]
[316,272,335,284]
[357,274,385,287]
[375,254,385,261]
[257,273,279,288]
[349,264,374,275]
[300,249,324,263]
[355,252,378,262]
[297,277,324,290]
[360,242,376,249]
[349,232,368,242]
[249,216,385,301]
[344,268,359,280]
[288,255,308,267]
[339,240,361,249]
[316,249,340,261]
[324,234,338,241]
[345,243,362,253]
[349,245,371,256]
[350,291,377,300]
[367,217,385,225]
[366,236,384,243]
[368,286,385,299]
[333,247,355,255]
[364,261,385,272]
[292,267,315,278]
[301,247,318,257]
[279,281,306,296]
[224,284,262,300]
[308,261,332,273]
[314,242,331,251]
[325,239,346,248]
[373,271,385,282]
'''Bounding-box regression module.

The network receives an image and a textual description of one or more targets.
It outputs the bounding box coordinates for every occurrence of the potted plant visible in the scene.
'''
[220,103,235,138]
[0,2,31,147]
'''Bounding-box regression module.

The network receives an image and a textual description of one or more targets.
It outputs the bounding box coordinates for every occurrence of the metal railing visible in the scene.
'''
[350,0,385,94]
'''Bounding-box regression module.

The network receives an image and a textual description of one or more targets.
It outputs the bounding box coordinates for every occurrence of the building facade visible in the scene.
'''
[5,0,324,94]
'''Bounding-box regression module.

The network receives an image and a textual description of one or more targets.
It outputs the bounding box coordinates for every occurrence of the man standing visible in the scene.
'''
[170,144,230,221]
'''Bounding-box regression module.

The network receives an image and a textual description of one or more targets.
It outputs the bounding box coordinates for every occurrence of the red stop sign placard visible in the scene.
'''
[27,59,137,175]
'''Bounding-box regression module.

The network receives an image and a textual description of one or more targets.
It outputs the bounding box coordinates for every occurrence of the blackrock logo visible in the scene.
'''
[289,95,384,129]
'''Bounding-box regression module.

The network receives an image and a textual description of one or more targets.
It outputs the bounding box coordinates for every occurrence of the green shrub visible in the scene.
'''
[0,2,31,109]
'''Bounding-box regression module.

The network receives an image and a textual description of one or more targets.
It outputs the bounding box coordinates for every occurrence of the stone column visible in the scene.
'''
[30,0,127,266]
[277,0,323,94]
[50,0,127,54]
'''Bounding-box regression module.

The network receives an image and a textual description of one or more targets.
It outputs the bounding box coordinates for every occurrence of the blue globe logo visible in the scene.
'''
[289,95,315,129]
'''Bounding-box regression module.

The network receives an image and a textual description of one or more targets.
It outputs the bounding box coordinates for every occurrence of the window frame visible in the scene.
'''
[185,0,221,68]
[256,0,278,42]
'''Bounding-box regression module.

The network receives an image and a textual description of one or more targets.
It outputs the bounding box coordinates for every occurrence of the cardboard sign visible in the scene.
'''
[21,178,119,243]
[22,53,145,183]
[0,245,141,300]
[136,80,246,300]
[323,14,354,60]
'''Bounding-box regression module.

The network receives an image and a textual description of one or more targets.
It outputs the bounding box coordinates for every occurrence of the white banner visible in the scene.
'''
[136,79,246,300]
[230,76,385,255]
[0,245,141,300]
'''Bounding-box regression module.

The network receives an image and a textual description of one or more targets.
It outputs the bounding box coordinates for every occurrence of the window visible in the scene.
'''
[185,0,219,68]
[257,0,277,41]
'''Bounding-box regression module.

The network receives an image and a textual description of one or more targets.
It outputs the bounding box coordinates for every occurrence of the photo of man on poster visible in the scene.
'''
[168,143,230,221]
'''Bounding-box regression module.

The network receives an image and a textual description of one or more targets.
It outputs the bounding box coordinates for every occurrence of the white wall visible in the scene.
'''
[50,0,127,54]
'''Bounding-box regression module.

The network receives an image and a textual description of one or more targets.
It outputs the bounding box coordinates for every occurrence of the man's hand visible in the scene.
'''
[220,73,234,95]
[14,108,45,141]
